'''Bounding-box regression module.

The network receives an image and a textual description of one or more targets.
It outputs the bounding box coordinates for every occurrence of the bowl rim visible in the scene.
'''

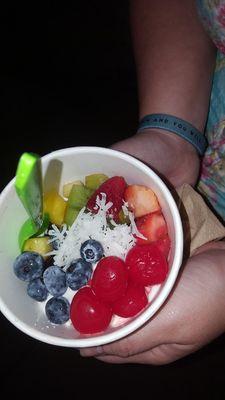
[0,146,183,347]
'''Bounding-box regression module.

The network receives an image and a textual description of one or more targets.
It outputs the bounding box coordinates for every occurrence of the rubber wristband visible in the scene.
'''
[138,114,207,156]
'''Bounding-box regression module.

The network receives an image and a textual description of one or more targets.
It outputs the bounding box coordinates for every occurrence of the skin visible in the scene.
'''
[80,242,225,365]
[80,0,225,364]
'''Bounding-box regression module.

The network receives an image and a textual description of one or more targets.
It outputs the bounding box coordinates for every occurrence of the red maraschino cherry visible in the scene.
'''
[112,282,148,318]
[125,243,168,286]
[91,256,128,303]
[70,286,112,334]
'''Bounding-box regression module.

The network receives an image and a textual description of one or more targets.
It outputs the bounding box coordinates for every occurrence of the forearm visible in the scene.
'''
[181,243,225,349]
[111,1,217,187]
[130,0,216,132]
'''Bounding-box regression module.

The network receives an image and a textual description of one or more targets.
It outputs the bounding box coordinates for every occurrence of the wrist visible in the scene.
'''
[138,114,207,156]
[138,127,200,160]
[143,127,199,154]
[136,128,200,186]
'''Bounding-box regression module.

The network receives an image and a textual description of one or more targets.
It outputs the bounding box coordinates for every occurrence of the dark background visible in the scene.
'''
[1,2,225,398]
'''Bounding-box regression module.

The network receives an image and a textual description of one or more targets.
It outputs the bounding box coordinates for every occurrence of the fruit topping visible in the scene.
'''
[153,235,171,259]
[87,176,126,221]
[13,170,171,334]
[118,209,130,225]
[63,180,84,199]
[125,243,168,286]
[80,239,104,263]
[13,251,45,282]
[135,211,168,244]
[43,189,67,226]
[64,207,80,227]
[124,184,160,218]
[52,195,136,268]
[27,278,48,302]
[112,282,148,318]
[23,236,53,257]
[64,184,93,226]
[67,184,93,210]
[91,256,128,303]
[45,296,70,324]
[70,286,112,334]
[66,259,93,290]
[85,173,108,190]
[43,266,68,297]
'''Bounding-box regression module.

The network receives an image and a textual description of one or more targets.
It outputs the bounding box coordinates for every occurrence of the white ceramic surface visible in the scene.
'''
[0,146,183,347]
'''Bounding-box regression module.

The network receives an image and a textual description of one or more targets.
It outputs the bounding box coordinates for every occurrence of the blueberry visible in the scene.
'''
[45,296,70,324]
[66,259,93,290]
[27,278,48,302]
[43,266,68,297]
[13,252,45,282]
[80,239,104,263]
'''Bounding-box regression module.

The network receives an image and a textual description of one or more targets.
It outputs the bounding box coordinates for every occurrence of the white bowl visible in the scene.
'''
[0,146,183,347]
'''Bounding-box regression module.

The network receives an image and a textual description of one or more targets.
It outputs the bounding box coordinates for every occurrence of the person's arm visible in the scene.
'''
[111,0,216,187]
[131,0,215,127]
[78,1,225,365]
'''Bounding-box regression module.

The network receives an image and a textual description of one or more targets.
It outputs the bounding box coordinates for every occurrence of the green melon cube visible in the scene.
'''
[85,173,108,190]
[68,184,92,209]
[64,207,80,227]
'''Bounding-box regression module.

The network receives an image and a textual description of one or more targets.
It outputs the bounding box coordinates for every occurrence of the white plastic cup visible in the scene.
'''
[0,146,183,347]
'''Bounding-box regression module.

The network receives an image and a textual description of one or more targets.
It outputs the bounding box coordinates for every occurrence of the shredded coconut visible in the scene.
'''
[48,224,68,247]
[49,193,144,269]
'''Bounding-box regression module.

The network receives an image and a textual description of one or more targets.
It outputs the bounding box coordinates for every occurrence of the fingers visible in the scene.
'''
[79,300,178,360]
[79,344,163,364]
[79,345,161,365]
[94,350,161,365]
[80,342,197,366]
[79,324,163,359]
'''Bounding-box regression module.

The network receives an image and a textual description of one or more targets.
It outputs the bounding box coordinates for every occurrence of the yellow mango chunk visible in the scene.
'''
[63,180,83,198]
[23,237,52,257]
[43,189,67,226]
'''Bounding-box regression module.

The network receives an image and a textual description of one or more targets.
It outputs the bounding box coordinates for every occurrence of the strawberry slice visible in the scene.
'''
[135,211,168,244]
[87,176,127,221]
[154,235,171,259]
[124,184,160,218]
